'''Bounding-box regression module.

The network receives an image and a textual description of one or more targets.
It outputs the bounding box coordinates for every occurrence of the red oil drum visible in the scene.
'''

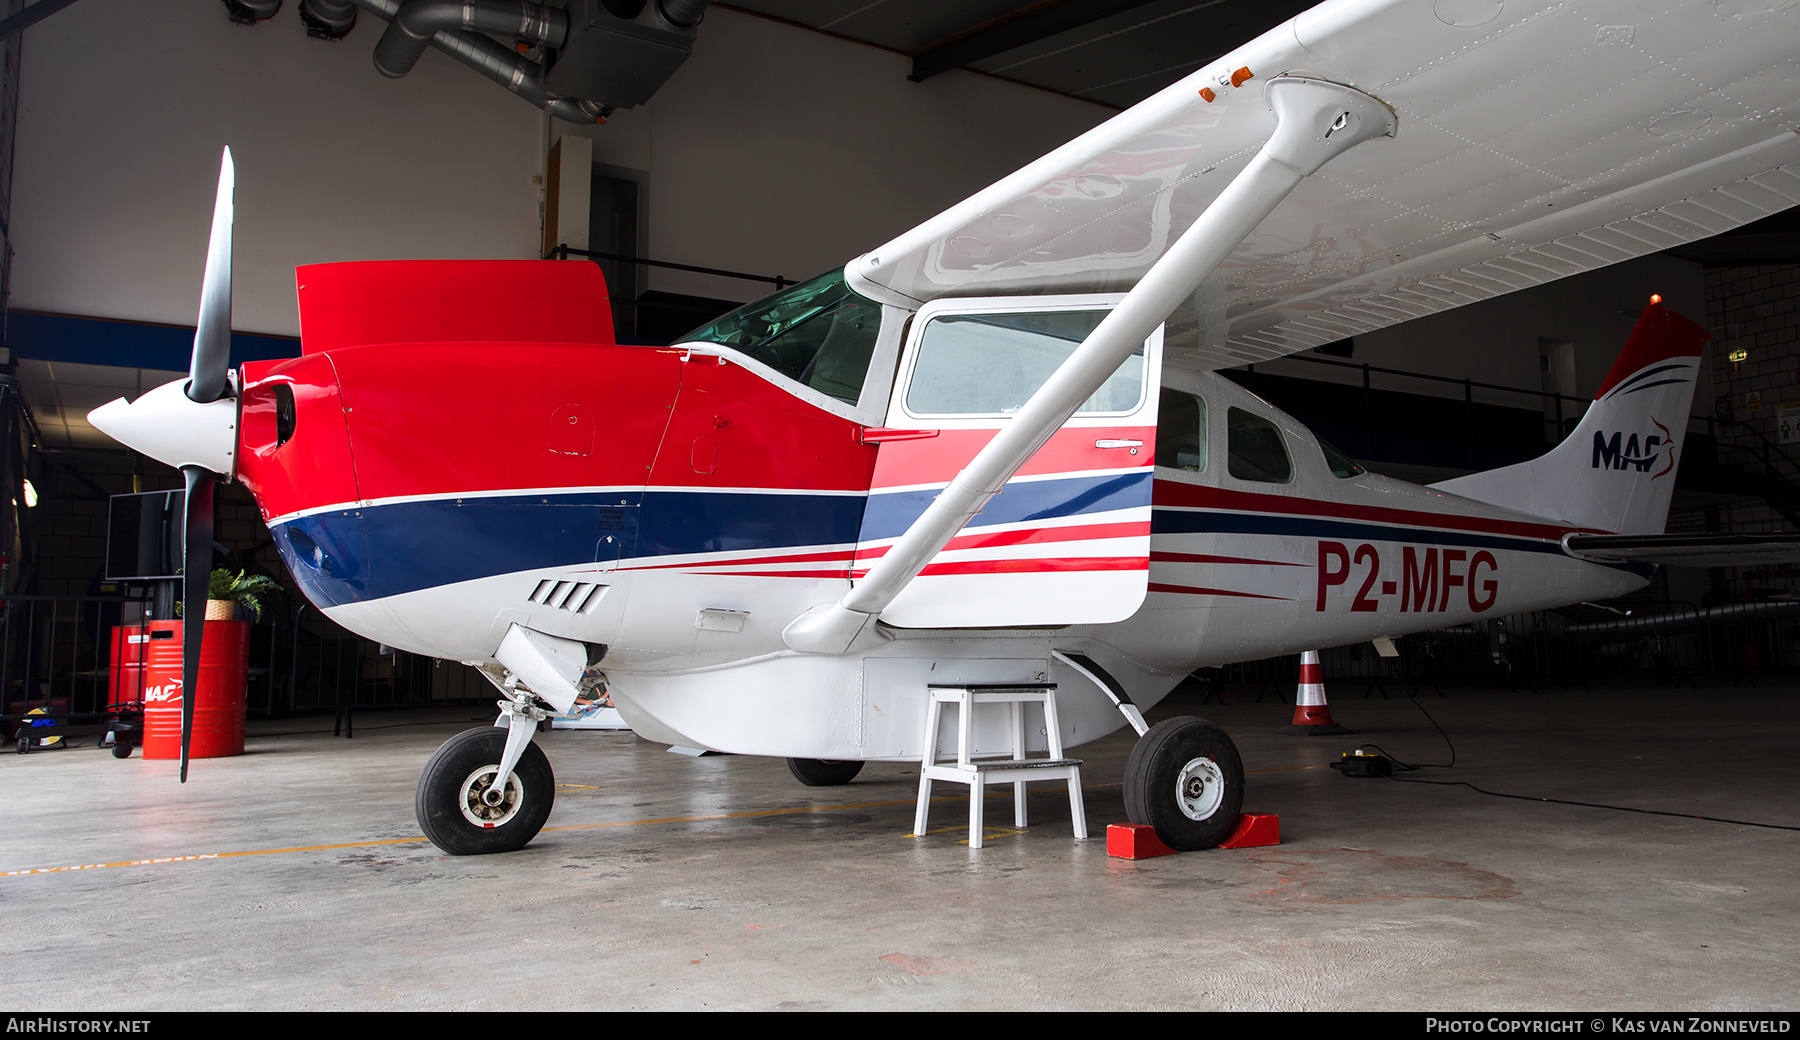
[141,618,249,760]
[109,625,154,706]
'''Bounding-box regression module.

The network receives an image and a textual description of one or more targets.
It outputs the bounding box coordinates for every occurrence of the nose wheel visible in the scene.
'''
[416,726,555,855]
[1122,716,1243,851]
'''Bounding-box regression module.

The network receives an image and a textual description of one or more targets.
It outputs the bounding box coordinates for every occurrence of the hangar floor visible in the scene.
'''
[4,681,1796,1011]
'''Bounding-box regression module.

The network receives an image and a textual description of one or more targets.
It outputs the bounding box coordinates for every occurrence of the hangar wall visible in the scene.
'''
[5,3,1111,337]
[1251,252,1711,406]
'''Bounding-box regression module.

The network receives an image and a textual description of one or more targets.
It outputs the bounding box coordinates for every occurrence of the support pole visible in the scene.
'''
[784,76,1396,655]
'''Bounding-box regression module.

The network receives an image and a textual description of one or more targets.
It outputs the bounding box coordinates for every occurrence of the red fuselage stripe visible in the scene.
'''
[1151,481,1592,540]
[1148,551,1307,567]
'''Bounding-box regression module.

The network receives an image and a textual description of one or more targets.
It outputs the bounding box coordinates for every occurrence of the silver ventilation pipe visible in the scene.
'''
[353,0,608,122]
[372,1,567,79]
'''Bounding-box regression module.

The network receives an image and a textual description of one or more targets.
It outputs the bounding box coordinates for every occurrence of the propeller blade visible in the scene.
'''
[179,465,216,783]
[188,147,234,405]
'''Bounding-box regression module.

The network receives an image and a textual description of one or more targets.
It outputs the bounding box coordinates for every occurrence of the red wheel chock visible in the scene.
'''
[1105,813,1280,859]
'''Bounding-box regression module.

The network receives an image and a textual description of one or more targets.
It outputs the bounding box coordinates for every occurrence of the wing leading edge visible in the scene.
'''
[848,0,1800,372]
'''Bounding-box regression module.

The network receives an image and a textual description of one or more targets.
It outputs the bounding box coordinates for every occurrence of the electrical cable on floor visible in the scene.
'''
[1339,695,1800,833]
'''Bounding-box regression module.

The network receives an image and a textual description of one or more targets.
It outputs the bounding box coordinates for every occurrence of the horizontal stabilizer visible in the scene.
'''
[1564,533,1800,568]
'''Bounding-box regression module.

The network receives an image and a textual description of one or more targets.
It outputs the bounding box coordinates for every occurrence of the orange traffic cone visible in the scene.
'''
[1280,650,1349,736]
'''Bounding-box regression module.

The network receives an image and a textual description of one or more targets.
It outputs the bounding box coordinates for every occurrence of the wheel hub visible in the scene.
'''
[458,765,523,828]
[1174,756,1226,821]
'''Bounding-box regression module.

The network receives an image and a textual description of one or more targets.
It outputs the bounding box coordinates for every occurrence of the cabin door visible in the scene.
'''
[856,295,1161,628]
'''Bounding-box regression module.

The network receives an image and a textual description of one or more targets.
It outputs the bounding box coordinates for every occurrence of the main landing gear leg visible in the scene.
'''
[1056,651,1244,852]
[1123,717,1244,852]
[416,692,557,855]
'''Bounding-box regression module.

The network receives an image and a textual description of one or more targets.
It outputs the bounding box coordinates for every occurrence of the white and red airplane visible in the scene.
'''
[90,0,1800,855]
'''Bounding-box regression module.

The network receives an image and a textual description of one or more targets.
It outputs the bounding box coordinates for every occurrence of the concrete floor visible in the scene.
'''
[3,680,1796,1011]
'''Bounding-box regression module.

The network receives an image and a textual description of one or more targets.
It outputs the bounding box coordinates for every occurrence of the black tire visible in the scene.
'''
[111,741,133,760]
[416,727,555,855]
[785,757,864,786]
[16,732,29,754]
[1122,716,1244,852]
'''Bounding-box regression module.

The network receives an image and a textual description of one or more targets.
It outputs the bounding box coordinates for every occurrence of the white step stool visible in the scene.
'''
[912,683,1087,849]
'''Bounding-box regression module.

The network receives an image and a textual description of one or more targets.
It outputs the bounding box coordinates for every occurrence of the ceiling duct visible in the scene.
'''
[344,0,710,120]
[298,0,359,39]
[223,0,284,23]
[371,1,567,78]
[542,0,708,110]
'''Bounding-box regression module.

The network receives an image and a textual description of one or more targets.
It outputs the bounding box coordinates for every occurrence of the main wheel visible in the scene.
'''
[1122,716,1244,851]
[416,727,555,855]
[785,757,864,786]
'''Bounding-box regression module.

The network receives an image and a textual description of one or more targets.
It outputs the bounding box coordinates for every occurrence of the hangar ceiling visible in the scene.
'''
[720,0,1316,109]
[10,0,1799,454]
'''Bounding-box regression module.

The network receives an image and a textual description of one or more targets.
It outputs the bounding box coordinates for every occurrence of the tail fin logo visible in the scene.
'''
[1591,417,1676,478]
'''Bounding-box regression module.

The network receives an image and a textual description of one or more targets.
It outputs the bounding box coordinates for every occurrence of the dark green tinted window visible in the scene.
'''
[678,268,881,405]
[1320,437,1365,478]
[1227,407,1292,483]
[1155,389,1205,472]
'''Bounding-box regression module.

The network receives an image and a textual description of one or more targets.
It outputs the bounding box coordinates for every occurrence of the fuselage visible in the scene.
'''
[233,302,1647,760]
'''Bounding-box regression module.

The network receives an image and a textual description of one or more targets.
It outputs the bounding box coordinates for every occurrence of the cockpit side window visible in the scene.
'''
[1320,437,1366,478]
[1227,407,1292,483]
[903,309,1144,416]
[677,268,881,405]
[1155,389,1205,472]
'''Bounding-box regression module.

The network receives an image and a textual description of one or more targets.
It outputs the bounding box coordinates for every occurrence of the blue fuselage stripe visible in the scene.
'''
[268,483,1637,609]
[859,470,1151,542]
[272,490,867,606]
[1151,507,1566,556]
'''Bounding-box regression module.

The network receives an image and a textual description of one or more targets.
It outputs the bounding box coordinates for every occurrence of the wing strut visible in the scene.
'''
[784,76,1397,655]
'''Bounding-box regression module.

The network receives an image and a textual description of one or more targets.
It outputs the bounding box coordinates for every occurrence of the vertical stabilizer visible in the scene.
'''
[1432,304,1710,534]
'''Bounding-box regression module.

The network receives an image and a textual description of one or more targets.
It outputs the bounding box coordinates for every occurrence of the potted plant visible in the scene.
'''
[177,568,283,621]
[203,568,282,622]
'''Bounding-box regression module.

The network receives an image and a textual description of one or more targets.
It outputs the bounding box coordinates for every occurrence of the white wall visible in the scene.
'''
[6,3,1111,337]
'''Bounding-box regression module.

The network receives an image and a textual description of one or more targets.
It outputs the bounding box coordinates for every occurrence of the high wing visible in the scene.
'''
[848,0,1800,372]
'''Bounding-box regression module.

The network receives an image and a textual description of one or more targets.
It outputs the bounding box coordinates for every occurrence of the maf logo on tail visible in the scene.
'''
[1592,418,1676,478]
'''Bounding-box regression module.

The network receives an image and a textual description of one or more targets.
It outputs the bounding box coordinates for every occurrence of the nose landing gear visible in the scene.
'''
[416,714,556,855]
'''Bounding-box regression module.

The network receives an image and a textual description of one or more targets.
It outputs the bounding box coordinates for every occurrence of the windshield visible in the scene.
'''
[677,268,882,406]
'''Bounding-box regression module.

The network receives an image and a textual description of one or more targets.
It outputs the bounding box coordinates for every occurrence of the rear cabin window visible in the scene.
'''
[678,268,881,406]
[1155,389,1205,472]
[1227,408,1292,483]
[905,309,1144,416]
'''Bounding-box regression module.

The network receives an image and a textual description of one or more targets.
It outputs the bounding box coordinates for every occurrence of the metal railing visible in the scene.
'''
[546,243,789,291]
[545,244,788,340]
[0,593,493,734]
[263,605,491,714]
[1246,352,1800,523]
[1218,602,1800,694]
[0,594,150,720]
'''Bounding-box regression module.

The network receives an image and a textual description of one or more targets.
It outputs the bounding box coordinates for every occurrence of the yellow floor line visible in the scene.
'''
[3,795,951,877]
[3,767,1332,878]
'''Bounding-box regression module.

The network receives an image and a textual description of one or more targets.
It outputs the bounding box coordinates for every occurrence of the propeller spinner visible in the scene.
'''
[88,147,241,783]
